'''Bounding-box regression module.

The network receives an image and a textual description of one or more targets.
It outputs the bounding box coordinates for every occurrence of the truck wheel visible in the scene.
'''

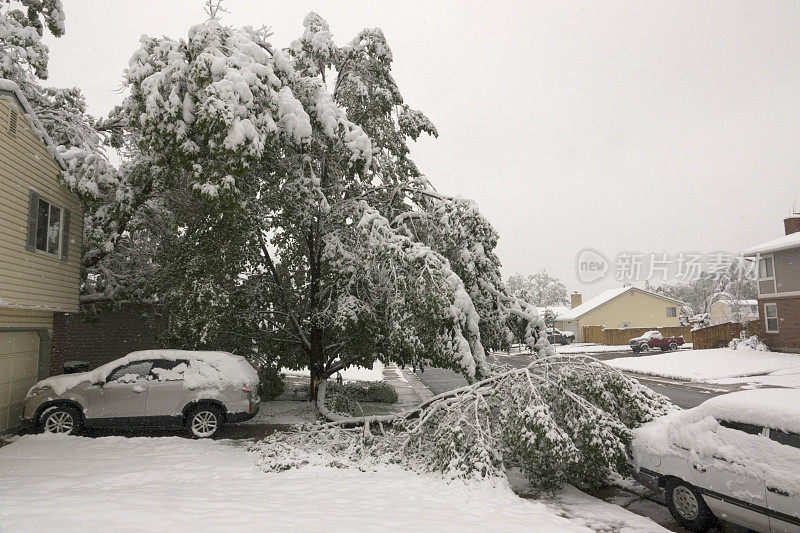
[669,341,678,351]
[639,343,649,353]
[661,346,670,352]
[665,479,717,532]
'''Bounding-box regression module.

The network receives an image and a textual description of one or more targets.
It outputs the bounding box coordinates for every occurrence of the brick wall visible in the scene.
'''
[50,304,168,375]
[758,296,800,353]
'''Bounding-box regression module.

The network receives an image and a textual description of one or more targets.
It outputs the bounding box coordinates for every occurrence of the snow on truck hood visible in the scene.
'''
[30,350,259,396]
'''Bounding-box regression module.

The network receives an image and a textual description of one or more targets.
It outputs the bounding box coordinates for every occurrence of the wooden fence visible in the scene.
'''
[691,321,758,350]
[582,325,694,346]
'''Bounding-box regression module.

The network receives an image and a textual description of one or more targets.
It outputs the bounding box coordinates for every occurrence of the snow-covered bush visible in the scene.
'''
[327,381,398,404]
[690,313,710,331]
[252,355,673,489]
[256,365,285,401]
[728,333,769,352]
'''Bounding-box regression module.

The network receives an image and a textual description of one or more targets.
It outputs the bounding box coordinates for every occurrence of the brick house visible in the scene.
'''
[744,214,800,353]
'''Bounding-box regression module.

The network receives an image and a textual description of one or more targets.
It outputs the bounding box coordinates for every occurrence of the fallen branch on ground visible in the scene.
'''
[252,354,674,490]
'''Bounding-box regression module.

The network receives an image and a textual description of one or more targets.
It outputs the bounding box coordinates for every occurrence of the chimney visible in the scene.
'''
[784,214,800,236]
[571,292,582,309]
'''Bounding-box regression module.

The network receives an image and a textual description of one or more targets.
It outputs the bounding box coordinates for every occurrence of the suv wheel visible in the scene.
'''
[665,479,716,532]
[187,405,223,439]
[40,405,82,435]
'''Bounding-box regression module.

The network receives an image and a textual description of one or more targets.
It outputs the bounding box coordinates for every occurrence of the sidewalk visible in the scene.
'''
[383,364,435,410]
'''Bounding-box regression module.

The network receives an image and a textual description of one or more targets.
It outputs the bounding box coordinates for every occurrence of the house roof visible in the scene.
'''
[0,79,66,171]
[743,230,800,256]
[557,286,686,321]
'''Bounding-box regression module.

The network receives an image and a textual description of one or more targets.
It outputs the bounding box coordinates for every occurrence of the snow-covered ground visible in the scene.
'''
[283,360,385,382]
[606,347,800,385]
[0,434,666,532]
[244,400,318,425]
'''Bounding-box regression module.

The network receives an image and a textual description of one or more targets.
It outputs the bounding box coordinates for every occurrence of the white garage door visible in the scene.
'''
[0,332,40,432]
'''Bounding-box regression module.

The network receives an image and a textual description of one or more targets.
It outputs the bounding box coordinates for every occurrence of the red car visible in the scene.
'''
[629,330,684,353]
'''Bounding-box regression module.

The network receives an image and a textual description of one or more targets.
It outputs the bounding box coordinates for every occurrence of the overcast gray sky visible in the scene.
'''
[44,0,800,298]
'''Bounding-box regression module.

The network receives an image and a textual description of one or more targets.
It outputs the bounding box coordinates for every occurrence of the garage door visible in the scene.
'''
[0,332,40,432]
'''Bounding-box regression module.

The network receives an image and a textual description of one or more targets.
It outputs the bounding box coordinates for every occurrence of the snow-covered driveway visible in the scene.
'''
[0,434,665,532]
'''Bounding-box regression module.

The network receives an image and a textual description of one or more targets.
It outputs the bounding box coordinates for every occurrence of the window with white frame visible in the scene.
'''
[764,303,779,332]
[758,256,774,279]
[666,306,677,318]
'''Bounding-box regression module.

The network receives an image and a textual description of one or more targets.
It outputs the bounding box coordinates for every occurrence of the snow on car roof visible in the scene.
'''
[31,350,258,396]
[692,388,800,435]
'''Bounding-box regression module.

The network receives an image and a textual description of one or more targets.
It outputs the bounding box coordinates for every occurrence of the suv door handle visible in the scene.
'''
[692,464,707,472]
[768,486,790,497]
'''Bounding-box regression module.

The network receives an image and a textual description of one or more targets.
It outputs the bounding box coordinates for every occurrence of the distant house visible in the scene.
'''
[0,80,83,432]
[708,299,759,326]
[744,214,800,353]
[552,286,686,342]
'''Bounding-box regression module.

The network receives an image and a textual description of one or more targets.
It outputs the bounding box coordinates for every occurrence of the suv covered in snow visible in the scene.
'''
[630,389,800,532]
[23,350,260,439]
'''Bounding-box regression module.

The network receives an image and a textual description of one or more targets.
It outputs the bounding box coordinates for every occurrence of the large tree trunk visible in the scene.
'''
[308,333,325,402]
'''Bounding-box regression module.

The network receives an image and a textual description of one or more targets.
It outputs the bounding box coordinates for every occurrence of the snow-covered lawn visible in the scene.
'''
[605,347,800,383]
[0,435,666,532]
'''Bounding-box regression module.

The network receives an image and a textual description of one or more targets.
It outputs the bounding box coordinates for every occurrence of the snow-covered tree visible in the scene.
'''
[647,261,757,321]
[0,0,65,84]
[122,12,546,399]
[507,271,569,307]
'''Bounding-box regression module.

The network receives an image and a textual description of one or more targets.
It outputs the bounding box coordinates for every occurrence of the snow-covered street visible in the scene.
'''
[0,434,667,533]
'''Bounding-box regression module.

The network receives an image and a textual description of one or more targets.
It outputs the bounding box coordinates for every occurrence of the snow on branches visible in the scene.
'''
[0,0,65,83]
[253,355,674,489]
[124,19,371,199]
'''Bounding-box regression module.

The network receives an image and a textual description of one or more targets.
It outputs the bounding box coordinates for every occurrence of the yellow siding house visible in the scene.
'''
[554,286,685,342]
[0,80,83,432]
